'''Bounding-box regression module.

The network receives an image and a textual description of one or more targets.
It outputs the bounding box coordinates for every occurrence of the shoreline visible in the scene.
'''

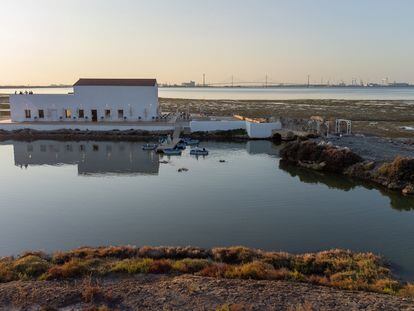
[280,140,414,196]
[0,245,413,310]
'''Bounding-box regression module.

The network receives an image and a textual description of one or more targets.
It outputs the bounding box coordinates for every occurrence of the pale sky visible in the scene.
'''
[1,0,413,85]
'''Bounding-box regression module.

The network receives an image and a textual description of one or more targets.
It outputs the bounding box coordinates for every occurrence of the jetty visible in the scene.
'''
[156,125,182,153]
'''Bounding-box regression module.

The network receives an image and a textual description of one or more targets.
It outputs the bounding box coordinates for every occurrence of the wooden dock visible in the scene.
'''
[156,126,182,153]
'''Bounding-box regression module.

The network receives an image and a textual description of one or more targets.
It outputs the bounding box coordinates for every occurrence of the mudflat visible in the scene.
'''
[160,98,414,137]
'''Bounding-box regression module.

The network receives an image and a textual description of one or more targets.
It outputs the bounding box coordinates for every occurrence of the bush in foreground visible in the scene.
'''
[1,245,413,298]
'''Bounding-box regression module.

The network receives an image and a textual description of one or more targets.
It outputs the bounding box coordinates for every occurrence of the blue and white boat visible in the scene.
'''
[190,147,209,156]
[176,142,187,150]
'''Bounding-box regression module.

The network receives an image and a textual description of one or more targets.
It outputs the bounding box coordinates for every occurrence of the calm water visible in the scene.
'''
[0,140,414,279]
[2,87,414,100]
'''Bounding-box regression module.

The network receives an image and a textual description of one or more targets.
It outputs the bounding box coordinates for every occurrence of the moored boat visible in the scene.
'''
[190,147,209,156]
[163,148,182,156]
[176,142,187,150]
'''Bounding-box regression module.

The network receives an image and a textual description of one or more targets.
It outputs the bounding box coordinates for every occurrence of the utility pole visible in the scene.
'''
[265,75,268,88]
[307,75,310,88]
[203,73,206,87]
[231,75,234,88]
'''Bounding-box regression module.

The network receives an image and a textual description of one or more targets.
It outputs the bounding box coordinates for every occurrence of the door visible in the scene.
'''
[91,109,98,122]
[49,109,57,121]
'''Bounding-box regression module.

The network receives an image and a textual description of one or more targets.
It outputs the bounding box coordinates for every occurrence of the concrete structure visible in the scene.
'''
[10,78,159,122]
[245,120,282,138]
[190,118,282,138]
[189,120,246,132]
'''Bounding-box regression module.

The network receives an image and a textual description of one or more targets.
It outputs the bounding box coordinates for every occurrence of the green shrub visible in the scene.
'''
[198,263,233,278]
[111,258,153,274]
[212,247,260,264]
[148,259,172,274]
[0,259,15,282]
[43,258,92,279]
[172,259,210,273]
[226,261,274,280]
[13,255,50,278]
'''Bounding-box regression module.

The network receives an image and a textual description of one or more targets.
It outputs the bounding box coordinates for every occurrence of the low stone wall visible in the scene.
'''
[190,120,246,132]
[190,120,282,138]
[0,122,175,132]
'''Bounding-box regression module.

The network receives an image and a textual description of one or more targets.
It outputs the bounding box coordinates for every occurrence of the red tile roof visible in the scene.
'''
[73,78,157,87]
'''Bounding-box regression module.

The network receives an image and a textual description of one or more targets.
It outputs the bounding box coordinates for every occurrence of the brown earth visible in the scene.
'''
[0,275,413,311]
[159,98,414,138]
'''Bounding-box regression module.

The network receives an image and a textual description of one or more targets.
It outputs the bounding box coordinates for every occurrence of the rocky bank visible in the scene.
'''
[280,140,414,195]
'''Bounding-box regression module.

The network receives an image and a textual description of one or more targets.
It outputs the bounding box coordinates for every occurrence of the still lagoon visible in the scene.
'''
[0,140,413,279]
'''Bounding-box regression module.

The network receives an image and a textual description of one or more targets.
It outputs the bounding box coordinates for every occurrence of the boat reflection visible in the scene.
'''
[12,140,160,176]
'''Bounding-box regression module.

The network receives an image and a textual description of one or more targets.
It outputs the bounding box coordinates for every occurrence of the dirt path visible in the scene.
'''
[321,135,414,162]
[0,275,413,310]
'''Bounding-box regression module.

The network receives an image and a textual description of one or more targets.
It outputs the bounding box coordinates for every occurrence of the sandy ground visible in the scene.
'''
[160,98,414,138]
[0,275,413,311]
[321,135,414,162]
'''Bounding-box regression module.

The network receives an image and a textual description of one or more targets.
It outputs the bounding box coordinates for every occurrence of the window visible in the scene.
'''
[25,109,31,118]
[65,109,72,119]
[38,109,44,119]
[93,144,99,151]
[78,109,84,118]
[118,109,124,119]
[105,109,111,119]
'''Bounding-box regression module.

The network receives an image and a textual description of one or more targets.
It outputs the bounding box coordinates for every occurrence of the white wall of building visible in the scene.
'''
[245,121,282,138]
[190,120,281,138]
[10,85,158,122]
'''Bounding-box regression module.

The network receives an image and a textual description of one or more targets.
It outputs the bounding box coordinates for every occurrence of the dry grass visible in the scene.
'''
[0,245,413,297]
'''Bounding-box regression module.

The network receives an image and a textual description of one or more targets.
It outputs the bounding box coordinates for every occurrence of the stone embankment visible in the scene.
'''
[0,128,283,142]
[280,140,414,195]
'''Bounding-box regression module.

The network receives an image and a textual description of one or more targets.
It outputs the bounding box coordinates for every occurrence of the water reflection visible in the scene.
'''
[12,141,159,176]
[1,139,414,279]
[5,139,414,211]
[279,160,414,211]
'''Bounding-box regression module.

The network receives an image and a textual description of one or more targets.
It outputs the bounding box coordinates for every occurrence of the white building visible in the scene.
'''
[9,78,159,122]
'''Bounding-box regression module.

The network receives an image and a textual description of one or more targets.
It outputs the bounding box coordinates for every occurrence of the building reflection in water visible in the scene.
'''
[13,140,160,176]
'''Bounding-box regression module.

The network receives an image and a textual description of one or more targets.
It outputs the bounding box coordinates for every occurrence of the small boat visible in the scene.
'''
[163,148,182,156]
[176,142,187,150]
[142,143,158,150]
[190,147,209,156]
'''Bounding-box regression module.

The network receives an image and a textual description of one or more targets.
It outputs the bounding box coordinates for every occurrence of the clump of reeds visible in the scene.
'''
[1,245,413,297]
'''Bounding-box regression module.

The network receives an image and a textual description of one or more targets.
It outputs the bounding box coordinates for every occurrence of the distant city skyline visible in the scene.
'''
[1,0,413,85]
